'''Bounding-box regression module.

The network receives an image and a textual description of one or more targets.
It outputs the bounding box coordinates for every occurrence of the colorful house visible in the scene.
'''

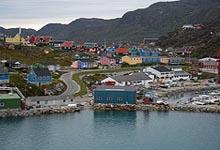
[169,57,185,65]
[130,48,160,63]
[94,86,137,104]
[0,93,21,109]
[160,56,170,64]
[141,51,160,63]
[5,34,25,45]
[100,57,116,66]
[0,64,9,85]
[71,60,98,69]
[27,35,52,46]
[101,72,152,88]
[199,57,219,74]
[27,67,52,86]
[61,41,73,50]
[116,47,128,55]
[122,56,142,65]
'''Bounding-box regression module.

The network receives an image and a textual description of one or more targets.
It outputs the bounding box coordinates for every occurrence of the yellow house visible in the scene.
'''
[122,56,142,65]
[160,56,170,64]
[5,34,25,45]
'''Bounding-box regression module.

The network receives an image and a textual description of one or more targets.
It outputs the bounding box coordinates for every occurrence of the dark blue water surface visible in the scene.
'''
[0,110,220,150]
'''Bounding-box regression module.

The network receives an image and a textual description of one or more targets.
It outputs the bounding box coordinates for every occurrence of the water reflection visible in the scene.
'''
[93,111,137,128]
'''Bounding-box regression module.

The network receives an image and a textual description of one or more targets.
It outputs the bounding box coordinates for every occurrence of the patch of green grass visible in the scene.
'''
[72,67,141,96]
[0,46,73,66]
[199,72,217,80]
[9,72,66,97]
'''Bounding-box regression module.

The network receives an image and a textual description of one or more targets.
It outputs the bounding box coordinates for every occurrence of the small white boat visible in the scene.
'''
[192,101,206,105]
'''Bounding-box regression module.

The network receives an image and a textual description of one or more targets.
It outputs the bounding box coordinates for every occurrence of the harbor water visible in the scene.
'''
[0,110,220,150]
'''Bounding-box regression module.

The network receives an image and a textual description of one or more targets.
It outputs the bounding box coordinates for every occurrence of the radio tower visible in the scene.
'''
[217,48,220,84]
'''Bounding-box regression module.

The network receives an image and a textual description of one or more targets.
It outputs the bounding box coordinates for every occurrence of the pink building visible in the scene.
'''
[71,61,79,69]
[100,57,116,66]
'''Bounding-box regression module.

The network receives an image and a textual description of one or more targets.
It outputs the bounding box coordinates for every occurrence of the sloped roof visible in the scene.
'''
[33,68,51,77]
[174,71,190,76]
[95,85,136,92]
[116,47,128,54]
[112,72,152,82]
[199,57,218,62]
[153,66,171,72]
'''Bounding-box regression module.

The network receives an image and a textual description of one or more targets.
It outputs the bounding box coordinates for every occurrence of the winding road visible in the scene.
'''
[26,71,80,102]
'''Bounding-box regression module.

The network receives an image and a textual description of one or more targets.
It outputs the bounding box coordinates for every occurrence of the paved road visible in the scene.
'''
[27,71,80,102]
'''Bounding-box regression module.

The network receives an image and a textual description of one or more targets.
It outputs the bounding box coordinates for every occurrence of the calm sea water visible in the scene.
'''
[0,110,220,150]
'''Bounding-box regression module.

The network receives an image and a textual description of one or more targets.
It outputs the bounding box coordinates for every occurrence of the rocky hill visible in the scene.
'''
[1,0,220,43]
[0,27,36,37]
[157,15,220,58]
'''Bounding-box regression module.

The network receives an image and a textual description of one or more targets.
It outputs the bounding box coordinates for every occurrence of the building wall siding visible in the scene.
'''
[94,90,136,104]
[0,98,21,109]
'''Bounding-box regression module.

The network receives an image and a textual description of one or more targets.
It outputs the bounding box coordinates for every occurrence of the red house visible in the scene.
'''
[116,47,128,55]
[100,57,116,66]
[28,35,52,45]
[62,41,73,50]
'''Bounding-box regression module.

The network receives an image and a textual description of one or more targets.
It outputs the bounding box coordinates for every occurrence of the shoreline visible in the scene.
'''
[93,104,220,113]
[0,106,82,118]
[157,84,220,98]
[1,103,220,118]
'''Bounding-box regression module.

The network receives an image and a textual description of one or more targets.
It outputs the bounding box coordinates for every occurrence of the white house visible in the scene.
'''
[143,66,174,83]
[101,77,121,86]
[167,65,191,81]
[199,57,219,74]
[173,71,191,81]
[101,72,153,88]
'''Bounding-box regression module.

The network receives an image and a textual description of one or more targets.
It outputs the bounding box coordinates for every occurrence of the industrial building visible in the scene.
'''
[0,87,24,109]
[94,86,136,104]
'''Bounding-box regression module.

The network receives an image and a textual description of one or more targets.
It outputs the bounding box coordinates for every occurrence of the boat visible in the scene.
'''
[192,101,206,105]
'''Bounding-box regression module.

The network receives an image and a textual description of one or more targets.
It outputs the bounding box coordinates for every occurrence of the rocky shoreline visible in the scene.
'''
[1,103,220,118]
[93,104,220,113]
[0,106,81,118]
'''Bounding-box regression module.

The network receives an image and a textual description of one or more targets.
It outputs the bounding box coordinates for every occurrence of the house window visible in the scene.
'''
[117,97,123,102]
[63,100,66,103]
[97,97,102,101]
[45,101,48,105]
[107,97,112,101]
[0,102,5,107]
[37,101,40,104]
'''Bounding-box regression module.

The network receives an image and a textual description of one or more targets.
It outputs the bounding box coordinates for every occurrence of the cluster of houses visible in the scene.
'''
[0,60,57,87]
[69,45,189,69]
[92,65,192,104]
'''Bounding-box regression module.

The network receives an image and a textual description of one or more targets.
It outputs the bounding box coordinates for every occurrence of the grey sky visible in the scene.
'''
[0,0,175,30]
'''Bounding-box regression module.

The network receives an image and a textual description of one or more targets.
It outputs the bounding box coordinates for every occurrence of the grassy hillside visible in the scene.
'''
[0,46,73,66]
[35,0,220,42]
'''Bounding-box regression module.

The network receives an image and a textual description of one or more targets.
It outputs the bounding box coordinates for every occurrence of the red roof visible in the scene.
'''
[116,47,128,54]
[28,35,52,44]
[62,41,73,48]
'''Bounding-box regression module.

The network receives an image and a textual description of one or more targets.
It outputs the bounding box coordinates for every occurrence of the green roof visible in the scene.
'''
[0,93,21,100]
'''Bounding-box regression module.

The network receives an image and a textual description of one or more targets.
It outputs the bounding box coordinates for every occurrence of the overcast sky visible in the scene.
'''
[0,0,175,30]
